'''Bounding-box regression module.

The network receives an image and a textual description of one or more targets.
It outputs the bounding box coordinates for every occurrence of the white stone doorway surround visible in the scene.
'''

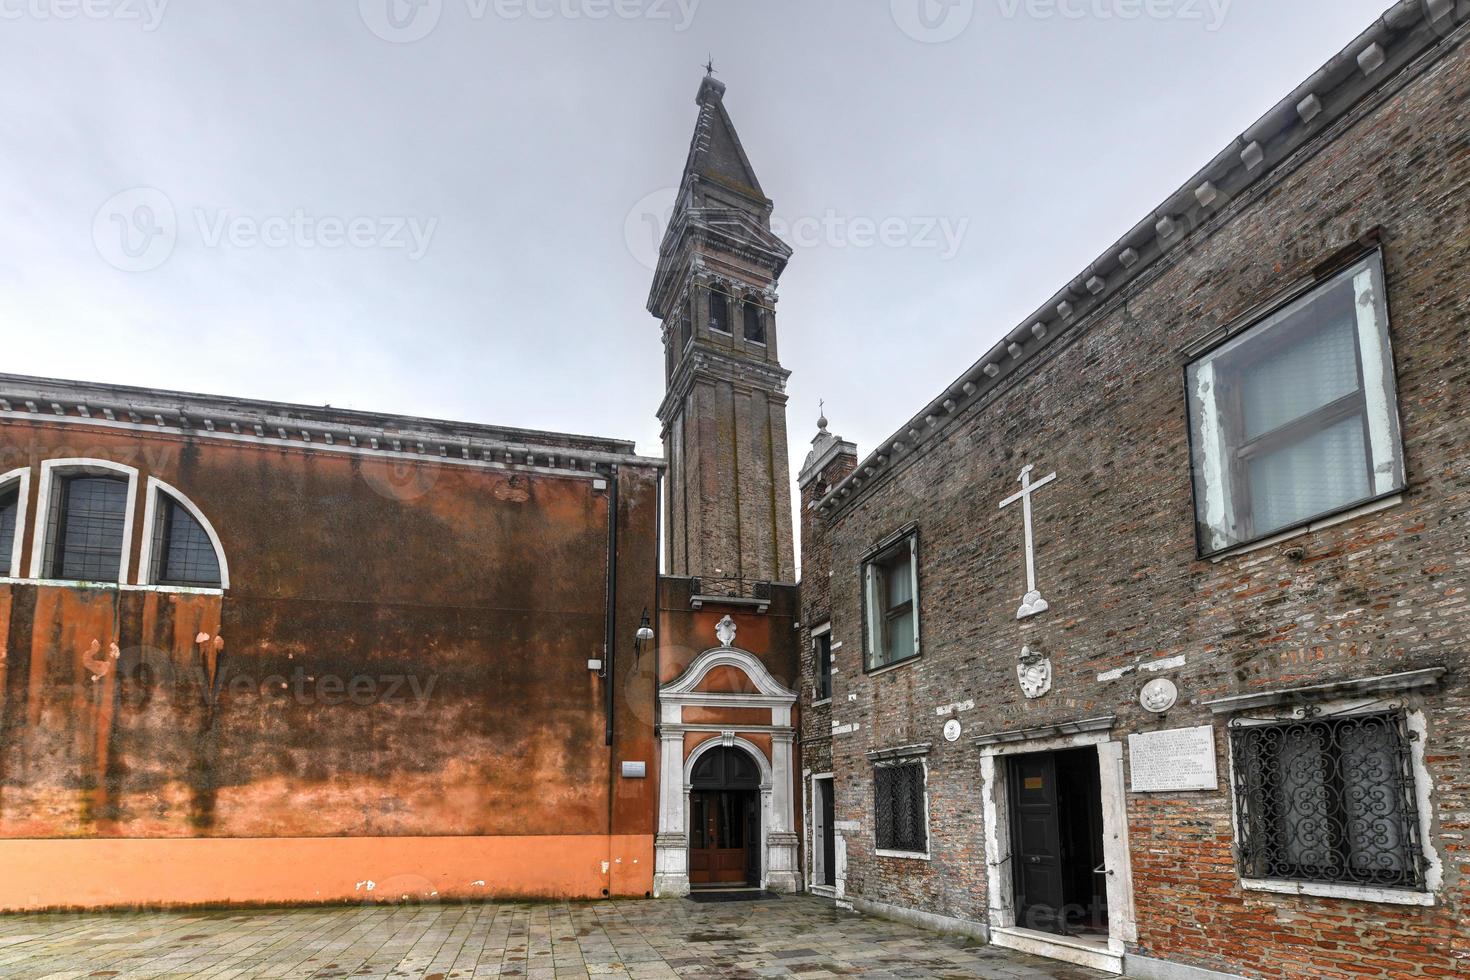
[653,646,800,897]
[975,716,1137,975]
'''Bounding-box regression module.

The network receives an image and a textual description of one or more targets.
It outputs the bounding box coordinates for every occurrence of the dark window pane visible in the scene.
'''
[709,290,730,333]
[815,633,832,701]
[1230,712,1422,889]
[743,302,765,344]
[49,476,129,582]
[153,497,221,587]
[0,488,18,573]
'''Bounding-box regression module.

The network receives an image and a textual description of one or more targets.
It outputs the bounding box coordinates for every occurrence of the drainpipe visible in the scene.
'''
[604,467,618,747]
[653,471,663,740]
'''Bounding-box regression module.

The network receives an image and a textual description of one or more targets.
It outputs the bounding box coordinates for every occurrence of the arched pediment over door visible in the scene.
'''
[654,646,799,897]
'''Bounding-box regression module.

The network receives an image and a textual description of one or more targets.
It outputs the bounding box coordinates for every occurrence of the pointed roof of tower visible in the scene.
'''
[681,71,767,207]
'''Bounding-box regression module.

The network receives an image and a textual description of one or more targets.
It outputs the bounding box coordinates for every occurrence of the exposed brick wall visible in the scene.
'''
[801,30,1470,980]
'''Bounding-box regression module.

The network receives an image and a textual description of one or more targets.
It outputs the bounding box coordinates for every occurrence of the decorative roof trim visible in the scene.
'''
[817,3,1467,520]
[0,374,663,474]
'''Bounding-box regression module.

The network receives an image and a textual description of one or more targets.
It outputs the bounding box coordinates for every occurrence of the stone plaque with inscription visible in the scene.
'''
[1128,725,1218,792]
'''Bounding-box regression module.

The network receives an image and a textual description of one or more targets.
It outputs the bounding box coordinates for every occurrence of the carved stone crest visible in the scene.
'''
[715,615,737,648]
[1140,677,1179,714]
[1017,645,1052,699]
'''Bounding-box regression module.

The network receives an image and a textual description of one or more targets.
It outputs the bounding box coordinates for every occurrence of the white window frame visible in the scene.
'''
[1219,689,1441,907]
[137,476,230,592]
[0,467,31,579]
[810,620,832,705]
[1186,250,1405,557]
[862,527,920,673]
[29,458,139,585]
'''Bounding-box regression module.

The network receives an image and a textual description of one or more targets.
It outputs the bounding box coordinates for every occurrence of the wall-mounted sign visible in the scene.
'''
[621,761,647,779]
[1128,725,1218,793]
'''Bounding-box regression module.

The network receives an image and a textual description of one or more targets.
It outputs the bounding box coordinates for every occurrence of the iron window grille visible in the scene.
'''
[44,475,129,582]
[1230,710,1424,890]
[1185,251,1405,556]
[874,761,927,854]
[814,632,832,702]
[150,496,222,588]
[0,487,17,574]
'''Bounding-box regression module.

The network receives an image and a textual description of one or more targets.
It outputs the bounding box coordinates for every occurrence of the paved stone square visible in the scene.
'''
[0,894,1119,979]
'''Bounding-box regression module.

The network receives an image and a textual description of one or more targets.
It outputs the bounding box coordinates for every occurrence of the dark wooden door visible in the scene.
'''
[816,778,836,887]
[1010,752,1065,933]
[690,790,749,885]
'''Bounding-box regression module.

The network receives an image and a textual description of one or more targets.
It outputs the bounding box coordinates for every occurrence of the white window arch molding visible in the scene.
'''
[137,476,230,592]
[29,458,140,585]
[0,467,32,579]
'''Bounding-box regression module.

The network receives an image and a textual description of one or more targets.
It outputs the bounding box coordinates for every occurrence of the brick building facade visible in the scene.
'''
[796,4,1469,979]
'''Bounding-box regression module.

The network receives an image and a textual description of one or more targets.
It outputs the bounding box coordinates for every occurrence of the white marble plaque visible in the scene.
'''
[1128,725,1218,792]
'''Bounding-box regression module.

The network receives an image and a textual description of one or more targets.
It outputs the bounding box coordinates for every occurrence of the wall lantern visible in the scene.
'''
[634,608,655,659]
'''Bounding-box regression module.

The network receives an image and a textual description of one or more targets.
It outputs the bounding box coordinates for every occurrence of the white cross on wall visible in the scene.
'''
[999,464,1057,620]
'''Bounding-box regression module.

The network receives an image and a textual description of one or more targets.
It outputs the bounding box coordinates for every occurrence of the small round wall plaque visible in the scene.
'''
[1140,677,1179,714]
[943,719,962,742]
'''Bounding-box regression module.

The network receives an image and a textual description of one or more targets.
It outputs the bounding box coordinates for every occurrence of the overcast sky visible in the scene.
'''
[1,0,1393,552]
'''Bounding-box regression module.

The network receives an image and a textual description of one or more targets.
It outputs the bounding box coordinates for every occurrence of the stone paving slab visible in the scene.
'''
[0,895,1121,979]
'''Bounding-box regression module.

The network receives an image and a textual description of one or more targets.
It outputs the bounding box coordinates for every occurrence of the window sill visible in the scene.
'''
[1240,878,1434,907]
[875,848,930,861]
[865,655,920,678]
[0,577,223,596]
[1204,493,1403,563]
[811,698,832,707]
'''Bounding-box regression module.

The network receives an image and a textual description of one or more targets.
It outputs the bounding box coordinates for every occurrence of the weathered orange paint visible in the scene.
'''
[0,416,662,907]
[681,706,771,726]
[0,833,654,910]
[696,664,761,694]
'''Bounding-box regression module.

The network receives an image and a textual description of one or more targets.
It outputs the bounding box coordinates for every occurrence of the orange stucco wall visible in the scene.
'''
[0,833,654,910]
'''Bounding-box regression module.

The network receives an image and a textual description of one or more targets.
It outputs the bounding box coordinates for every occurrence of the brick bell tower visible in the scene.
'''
[650,70,795,584]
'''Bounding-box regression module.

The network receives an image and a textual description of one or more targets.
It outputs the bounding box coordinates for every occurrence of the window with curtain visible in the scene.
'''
[874,761,928,854]
[45,475,130,582]
[1187,252,1404,555]
[150,495,222,588]
[863,531,919,671]
[0,486,18,575]
[1230,712,1423,890]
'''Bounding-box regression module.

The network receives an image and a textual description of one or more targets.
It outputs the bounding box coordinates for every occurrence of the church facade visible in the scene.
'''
[796,6,1469,980]
[0,68,804,910]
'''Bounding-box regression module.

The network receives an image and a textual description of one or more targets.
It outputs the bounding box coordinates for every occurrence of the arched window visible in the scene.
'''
[743,301,765,344]
[43,475,131,582]
[140,478,228,590]
[691,746,762,790]
[0,479,20,578]
[708,286,730,334]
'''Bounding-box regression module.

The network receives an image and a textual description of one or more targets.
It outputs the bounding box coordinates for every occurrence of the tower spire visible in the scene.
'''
[650,76,796,584]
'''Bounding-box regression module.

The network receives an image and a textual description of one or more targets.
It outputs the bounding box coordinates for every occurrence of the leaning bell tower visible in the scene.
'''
[649,71,795,584]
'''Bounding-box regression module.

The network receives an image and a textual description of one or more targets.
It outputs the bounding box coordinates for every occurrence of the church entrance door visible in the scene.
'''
[1008,747,1107,936]
[688,746,762,888]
